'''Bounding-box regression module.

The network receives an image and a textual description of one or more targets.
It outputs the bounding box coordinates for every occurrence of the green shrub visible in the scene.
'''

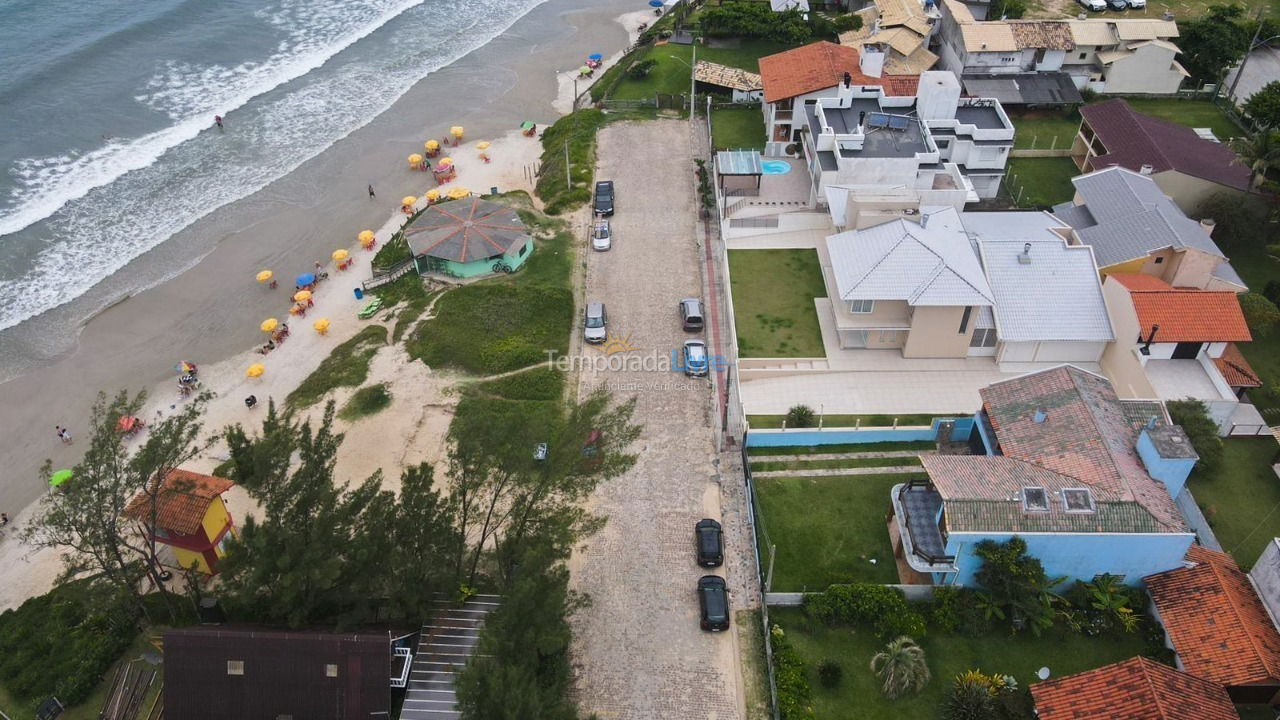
[1240,292,1280,338]
[817,659,843,688]
[928,585,992,636]
[786,404,816,428]
[803,583,926,638]
[409,284,573,375]
[832,13,863,32]
[338,384,392,421]
[287,325,387,408]
[770,625,815,720]
[1166,398,1223,477]
[627,58,658,78]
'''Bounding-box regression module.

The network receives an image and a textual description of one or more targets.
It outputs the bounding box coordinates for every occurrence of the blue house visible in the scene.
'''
[889,364,1198,586]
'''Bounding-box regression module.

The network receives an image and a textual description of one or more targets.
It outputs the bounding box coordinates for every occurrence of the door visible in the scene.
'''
[1172,342,1203,359]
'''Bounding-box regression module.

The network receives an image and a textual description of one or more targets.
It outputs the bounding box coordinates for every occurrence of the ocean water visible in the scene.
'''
[0,0,545,332]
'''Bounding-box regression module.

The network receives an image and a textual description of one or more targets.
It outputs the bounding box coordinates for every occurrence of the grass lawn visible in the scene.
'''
[1123,98,1243,141]
[1029,0,1280,21]
[1006,157,1078,208]
[747,413,954,429]
[728,249,827,357]
[1210,238,1280,418]
[746,440,937,457]
[606,40,794,101]
[711,106,766,150]
[1009,108,1081,150]
[287,324,388,408]
[771,607,1149,720]
[1189,438,1280,569]
[754,474,926,589]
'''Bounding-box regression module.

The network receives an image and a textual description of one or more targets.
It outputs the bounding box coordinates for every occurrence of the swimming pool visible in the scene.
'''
[761,161,791,175]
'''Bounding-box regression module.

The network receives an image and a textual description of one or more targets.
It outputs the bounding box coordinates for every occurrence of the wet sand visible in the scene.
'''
[0,0,638,524]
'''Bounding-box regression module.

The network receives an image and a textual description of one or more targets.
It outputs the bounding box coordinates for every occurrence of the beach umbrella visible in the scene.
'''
[521,120,535,130]
[49,469,72,487]
[293,290,312,302]
[476,141,491,151]
[246,363,265,378]
[360,234,376,249]
[589,53,603,62]
[425,139,439,151]
[447,186,470,200]
[402,196,417,206]
[358,230,375,243]
[426,188,441,202]
[450,126,464,138]
[408,153,423,167]
[438,157,454,167]
[579,66,592,76]
[256,270,273,283]
[296,272,316,286]
[313,318,330,335]
[332,249,349,262]
[649,0,663,6]
[260,318,278,333]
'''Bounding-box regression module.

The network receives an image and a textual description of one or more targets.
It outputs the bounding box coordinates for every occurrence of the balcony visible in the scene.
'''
[891,480,957,575]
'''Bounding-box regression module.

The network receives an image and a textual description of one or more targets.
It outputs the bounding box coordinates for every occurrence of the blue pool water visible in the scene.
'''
[761,160,791,175]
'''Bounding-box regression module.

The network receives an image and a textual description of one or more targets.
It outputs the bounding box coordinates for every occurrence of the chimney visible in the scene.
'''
[844,71,852,88]
[858,110,866,132]
[1018,242,1032,264]
[1033,408,1047,424]
[860,45,885,78]
[1139,163,1154,175]
[1199,218,1216,236]
[1140,323,1159,355]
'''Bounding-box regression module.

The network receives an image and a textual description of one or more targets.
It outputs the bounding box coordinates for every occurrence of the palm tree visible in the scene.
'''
[870,635,931,699]
[1231,127,1280,190]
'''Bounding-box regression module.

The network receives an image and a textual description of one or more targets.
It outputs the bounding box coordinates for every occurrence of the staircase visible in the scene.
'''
[399,595,500,720]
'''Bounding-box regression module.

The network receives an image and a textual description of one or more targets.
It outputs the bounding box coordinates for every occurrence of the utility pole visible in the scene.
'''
[690,40,697,118]
[564,140,570,191]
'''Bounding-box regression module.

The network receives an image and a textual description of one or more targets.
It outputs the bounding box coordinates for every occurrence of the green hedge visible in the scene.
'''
[803,583,927,639]
[771,624,816,720]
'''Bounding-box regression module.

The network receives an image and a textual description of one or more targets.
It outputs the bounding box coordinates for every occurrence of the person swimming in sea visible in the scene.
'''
[214,115,224,130]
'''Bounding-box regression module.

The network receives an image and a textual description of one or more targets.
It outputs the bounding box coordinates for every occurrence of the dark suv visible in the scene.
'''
[697,576,730,632]
[695,519,723,567]
[593,180,615,216]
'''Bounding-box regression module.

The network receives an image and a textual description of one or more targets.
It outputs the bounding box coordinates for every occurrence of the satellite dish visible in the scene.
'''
[1037,667,1051,680]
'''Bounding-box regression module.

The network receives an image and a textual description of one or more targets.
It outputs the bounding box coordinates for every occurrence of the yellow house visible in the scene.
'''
[124,469,236,575]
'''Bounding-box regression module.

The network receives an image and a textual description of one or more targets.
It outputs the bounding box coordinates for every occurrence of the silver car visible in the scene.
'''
[584,302,607,344]
[683,340,709,377]
[592,220,612,251]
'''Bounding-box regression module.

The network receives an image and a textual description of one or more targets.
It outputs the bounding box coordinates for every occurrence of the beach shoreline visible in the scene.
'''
[0,0,646,611]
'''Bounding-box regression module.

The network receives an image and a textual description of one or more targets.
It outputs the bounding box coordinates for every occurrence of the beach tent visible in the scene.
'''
[403,197,534,279]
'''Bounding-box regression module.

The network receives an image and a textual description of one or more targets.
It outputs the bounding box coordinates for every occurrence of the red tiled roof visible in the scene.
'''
[1214,342,1262,388]
[758,41,920,103]
[123,469,233,536]
[1081,99,1253,193]
[1145,546,1280,688]
[1114,274,1252,343]
[1031,656,1238,720]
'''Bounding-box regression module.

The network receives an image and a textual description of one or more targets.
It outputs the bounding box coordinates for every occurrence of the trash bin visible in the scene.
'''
[354,287,364,300]
[490,186,498,196]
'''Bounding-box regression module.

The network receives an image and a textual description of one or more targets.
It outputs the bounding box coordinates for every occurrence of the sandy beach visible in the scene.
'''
[0,0,649,611]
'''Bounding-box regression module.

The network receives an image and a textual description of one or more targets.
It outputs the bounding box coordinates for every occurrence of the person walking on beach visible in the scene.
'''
[55,426,72,444]
[368,184,376,199]
[214,115,224,130]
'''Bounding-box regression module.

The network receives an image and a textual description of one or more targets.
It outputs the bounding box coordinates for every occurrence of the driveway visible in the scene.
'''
[568,120,747,720]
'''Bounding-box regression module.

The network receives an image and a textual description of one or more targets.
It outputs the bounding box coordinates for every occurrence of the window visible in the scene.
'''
[227,660,245,676]
[1000,56,1017,63]
[877,330,900,343]
[1079,52,1087,60]
[1154,256,1163,264]
[1022,487,1050,512]
[959,306,972,334]
[325,664,339,678]
[1063,488,1096,513]
[849,299,875,313]
[969,328,997,347]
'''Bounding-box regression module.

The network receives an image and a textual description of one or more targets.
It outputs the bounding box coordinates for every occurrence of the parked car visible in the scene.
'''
[584,302,607,344]
[697,575,730,632]
[1126,0,1145,7]
[593,180,615,216]
[679,297,705,332]
[591,219,612,251]
[1076,0,1106,10]
[682,340,708,377]
[1105,0,1127,9]
[695,519,724,567]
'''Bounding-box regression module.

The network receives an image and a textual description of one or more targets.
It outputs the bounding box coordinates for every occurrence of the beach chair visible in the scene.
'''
[358,297,383,319]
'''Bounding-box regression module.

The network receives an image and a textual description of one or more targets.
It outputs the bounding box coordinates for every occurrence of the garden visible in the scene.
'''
[711,105,766,150]
[1189,437,1280,570]
[1004,157,1078,209]
[728,249,828,357]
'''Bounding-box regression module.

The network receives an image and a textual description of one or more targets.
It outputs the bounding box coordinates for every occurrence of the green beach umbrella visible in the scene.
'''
[49,469,72,487]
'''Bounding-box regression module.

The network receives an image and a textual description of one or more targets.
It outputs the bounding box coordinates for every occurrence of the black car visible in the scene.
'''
[593,180,615,216]
[695,518,723,567]
[1105,0,1127,9]
[697,575,730,632]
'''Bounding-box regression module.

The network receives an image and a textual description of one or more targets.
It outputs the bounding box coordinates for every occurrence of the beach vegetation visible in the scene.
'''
[337,383,392,421]
[286,324,387,409]
[21,390,209,622]
[391,289,437,343]
[535,109,610,215]
[699,3,812,44]
[471,365,565,401]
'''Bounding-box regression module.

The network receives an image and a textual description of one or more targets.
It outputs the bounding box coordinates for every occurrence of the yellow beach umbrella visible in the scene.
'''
[313,318,330,335]
[402,196,417,207]
[447,186,470,200]
[438,157,454,167]
[260,318,278,333]
[450,126,464,138]
[425,139,439,151]
[408,153,423,167]
[425,188,440,202]
[332,249,349,262]
[294,290,312,302]
[360,234,376,249]
[475,141,491,151]
[246,363,265,378]
[358,230,375,243]
[256,269,273,283]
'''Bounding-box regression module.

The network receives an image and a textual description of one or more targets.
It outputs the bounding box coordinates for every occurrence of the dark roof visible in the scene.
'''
[164,628,391,720]
[758,41,919,103]
[1081,99,1252,192]
[123,469,233,536]
[1031,656,1239,720]
[404,198,529,264]
[962,72,1082,105]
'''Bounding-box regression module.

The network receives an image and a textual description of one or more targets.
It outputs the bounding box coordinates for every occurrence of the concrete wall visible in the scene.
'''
[1153,171,1251,222]
[745,416,974,446]
[947,531,1196,586]
[1099,276,1158,399]
[998,340,1106,364]
[1103,44,1185,95]
[1166,246,1222,291]
[904,305,975,358]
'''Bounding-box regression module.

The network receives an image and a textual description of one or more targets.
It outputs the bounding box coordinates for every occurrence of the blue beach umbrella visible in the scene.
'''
[649,0,663,7]
[296,272,316,286]
[588,53,603,62]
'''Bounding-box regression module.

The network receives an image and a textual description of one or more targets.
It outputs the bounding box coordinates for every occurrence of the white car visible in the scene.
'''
[591,220,612,251]
[1077,0,1106,10]
[1126,0,1145,7]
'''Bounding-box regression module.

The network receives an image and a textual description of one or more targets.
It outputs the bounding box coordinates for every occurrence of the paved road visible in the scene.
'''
[568,120,747,720]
